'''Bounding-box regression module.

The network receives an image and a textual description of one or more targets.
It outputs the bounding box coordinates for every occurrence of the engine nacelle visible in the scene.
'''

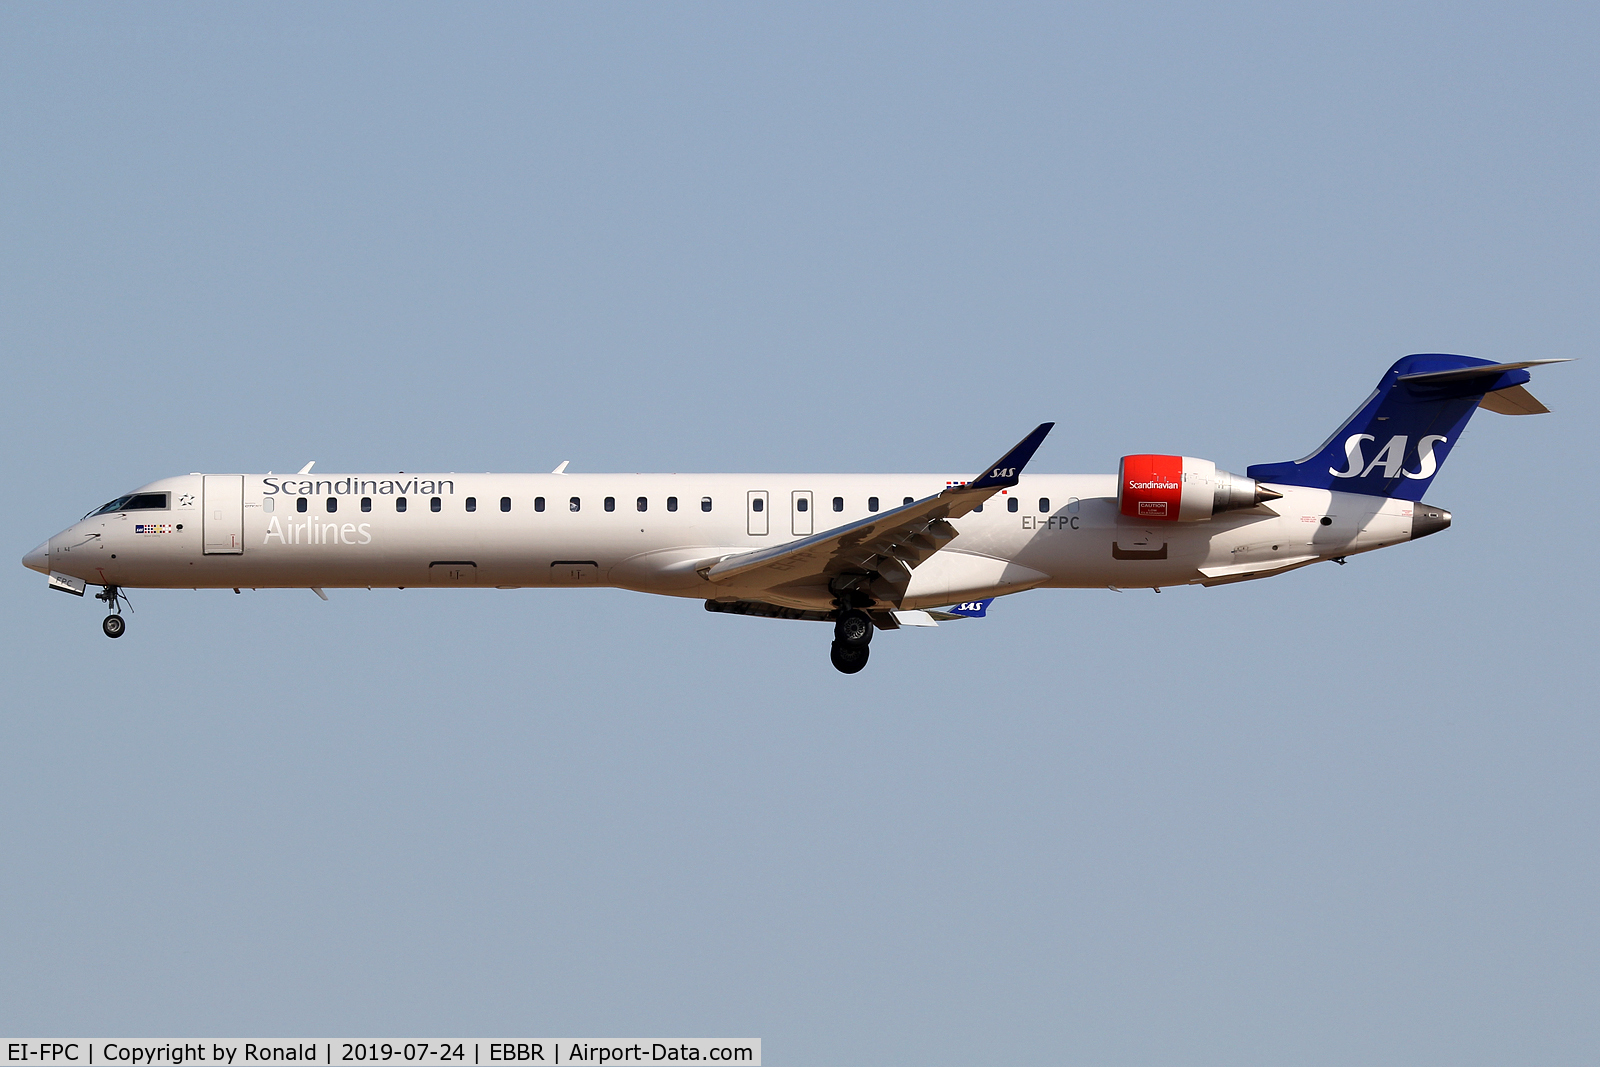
[1118,454,1280,521]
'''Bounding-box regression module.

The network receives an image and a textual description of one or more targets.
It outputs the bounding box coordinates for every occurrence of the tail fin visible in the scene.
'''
[1247,354,1568,500]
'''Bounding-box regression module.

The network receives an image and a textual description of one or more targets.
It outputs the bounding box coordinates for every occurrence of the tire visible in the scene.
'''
[830,640,869,674]
[102,614,126,639]
[834,608,873,648]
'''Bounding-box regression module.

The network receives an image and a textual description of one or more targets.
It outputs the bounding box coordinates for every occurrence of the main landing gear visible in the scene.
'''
[830,607,873,674]
[96,584,129,639]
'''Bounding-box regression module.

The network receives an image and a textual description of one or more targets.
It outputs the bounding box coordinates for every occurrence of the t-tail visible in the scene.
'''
[1247,354,1570,500]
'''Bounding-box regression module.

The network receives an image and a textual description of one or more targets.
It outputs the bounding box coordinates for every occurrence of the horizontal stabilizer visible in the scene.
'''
[1479,384,1550,415]
[1397,358,1570,384]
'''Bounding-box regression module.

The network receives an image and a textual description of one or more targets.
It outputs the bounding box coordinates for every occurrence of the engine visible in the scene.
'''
[1118,454,1281,521]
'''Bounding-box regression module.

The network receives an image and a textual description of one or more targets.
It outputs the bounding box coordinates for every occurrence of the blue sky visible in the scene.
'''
[3,4,1596,1063]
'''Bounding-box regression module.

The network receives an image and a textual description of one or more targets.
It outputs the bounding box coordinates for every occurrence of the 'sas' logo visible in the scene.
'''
[1329,434,1448,480]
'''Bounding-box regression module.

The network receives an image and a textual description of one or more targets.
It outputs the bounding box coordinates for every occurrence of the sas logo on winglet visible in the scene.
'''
[1330,434,1449,480]
[944,599,993,618]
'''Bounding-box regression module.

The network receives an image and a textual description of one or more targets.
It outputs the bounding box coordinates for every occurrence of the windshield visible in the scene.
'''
[86,492,170,518]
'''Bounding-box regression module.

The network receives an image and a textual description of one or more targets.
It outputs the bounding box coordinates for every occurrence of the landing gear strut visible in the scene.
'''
[95,584,129,638]
[830,605,874,674]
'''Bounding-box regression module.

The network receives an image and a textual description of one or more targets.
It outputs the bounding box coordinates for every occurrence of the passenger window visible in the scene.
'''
[1068,497,1080,513]
[903,496,913,506]
[973,503,983,512]
[797,498,808,512]
[833,497,843,512]
[570,497,581,512]
[752,497,764,513]
[501,497,511,512]
[466,497,477,512]
[263,497,275,513]
[1039,497,1050,513]
[535,497,545,512]
[868,497,879,512]
[701,497,712,512]
[667,496,678,512]
[326,497,337,513]
[604,496,616,512]
[361,497,371,512]
[430,497,441,512]
[297,497,307,513]
[1007,497,1018,512]
[637,496,648,512]
[396,497,407,512]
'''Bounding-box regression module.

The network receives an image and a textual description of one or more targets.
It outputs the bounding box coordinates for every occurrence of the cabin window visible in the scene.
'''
[973,503,983,512]
[797,497,808,512]
[752,497,764,513]
[360,497,372,512]
[637,496,648,512]
[570,497,581,512]
[701,497,712,512]
[868,497,879,512]
[466,497,477,512]
[501,496,511,512]
[833,497,843,512]
[667,496,678,512]
[297,497,308,513]
[430,497,441,512]
[1068,497,1080,513]
[903,496,913,506]
[1007,497,1018,512]
[262,497,274,513]
[1039,497,1050,513]
[535,497,545,512]
[326,497,337,513]
[396,497,407,512]
[604,496,616,512]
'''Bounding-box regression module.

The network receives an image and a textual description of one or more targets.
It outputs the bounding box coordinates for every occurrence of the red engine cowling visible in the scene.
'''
[1119,455,1281,521]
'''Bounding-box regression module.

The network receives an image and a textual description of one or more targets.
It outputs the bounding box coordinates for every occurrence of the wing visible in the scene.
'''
[700,424,1053,600]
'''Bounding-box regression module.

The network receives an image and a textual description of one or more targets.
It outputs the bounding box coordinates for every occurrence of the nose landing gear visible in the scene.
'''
[95,584,130,638]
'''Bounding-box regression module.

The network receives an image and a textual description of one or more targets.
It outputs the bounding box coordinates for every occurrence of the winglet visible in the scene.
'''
[963,423,1054,491]
[552,460,570,475]
[298,461,316,475]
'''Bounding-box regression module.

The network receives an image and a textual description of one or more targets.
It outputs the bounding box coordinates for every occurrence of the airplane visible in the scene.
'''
[23,354,1567,673]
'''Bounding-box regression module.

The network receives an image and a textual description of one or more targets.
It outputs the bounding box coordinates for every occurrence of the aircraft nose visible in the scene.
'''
[23,541,49,574]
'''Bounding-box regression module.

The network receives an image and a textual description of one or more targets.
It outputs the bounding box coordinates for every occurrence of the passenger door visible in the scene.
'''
[203,475,244,554]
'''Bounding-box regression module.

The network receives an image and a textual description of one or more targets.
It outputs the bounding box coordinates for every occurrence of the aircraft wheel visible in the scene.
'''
[830,640,869,674]
[102,614,126,639]
[834,609,873,648]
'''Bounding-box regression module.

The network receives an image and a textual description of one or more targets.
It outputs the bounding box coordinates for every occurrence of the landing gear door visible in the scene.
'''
[203,475,244,554]
[747,490,769,536]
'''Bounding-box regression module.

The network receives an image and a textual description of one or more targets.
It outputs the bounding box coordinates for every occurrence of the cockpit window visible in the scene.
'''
[88,492,169,517]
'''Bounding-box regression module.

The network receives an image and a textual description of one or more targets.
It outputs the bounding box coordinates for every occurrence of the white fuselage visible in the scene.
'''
[41,471,1423,610]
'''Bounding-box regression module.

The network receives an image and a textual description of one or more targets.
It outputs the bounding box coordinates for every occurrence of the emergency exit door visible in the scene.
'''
[747,491,769,535]
[203,475,244,554]
[791,491,813,536]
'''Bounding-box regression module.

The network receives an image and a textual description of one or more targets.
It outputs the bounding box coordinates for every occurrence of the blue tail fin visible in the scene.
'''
[1247,354,1564,500]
